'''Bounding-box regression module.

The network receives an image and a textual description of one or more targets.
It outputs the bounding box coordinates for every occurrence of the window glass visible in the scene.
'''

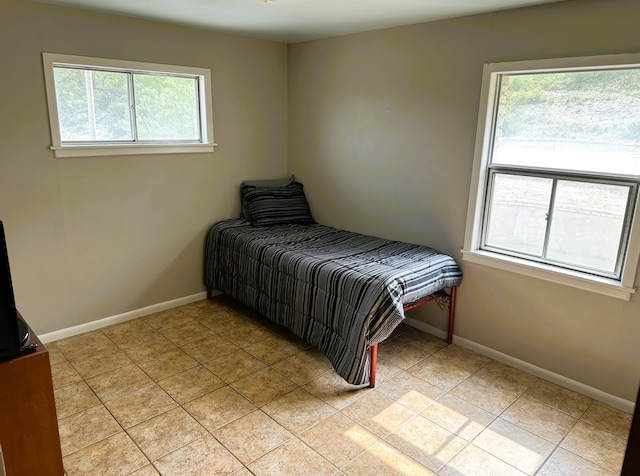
[485,174,552,256]
[546,180,629,273]
[492,70,640,175]
[53,67,132,142]
[133,74,200,141]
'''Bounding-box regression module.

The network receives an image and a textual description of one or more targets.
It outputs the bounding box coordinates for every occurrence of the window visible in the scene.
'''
[43,53,215,157]
[463,54,640,300]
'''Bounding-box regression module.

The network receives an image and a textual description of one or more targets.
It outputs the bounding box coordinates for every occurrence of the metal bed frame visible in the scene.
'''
[368,286,457,388]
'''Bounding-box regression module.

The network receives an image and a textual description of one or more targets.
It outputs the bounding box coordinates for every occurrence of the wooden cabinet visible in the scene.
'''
[622,384,639,475]
[0,324,64,475]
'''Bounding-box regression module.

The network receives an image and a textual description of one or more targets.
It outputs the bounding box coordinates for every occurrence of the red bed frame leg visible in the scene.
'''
[207,287,212,300]
[447,286,457,344]
[369,344,378,388]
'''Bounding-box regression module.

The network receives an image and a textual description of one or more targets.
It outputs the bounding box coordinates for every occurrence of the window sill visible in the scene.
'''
[461,249,636,301]
[51,143,217,158]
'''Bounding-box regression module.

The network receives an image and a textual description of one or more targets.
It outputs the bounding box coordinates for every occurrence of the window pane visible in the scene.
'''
[485,174,552,256]
[547,181,629,273]
[133,74,200,141]
[492,69,640,176]
[53,67,132,141]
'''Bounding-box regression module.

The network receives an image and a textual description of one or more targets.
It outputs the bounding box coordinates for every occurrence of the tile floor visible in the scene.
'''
[48,296,632,475]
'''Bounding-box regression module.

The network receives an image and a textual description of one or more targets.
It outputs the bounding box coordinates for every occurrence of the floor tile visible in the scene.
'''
[46,342,67,365]
[299,413,379,467]
[342,440,434,476]
[396,328,448,355]
[560,420,627,473]
[230,468,255,476]
[376,371,444,413]
[137,347,198,380]
[450,375,522,415]
[55,330,113,361]
[474,361,538,393]
[178,299,223,319]
[262,387,336,435]
[581,400,633,439]
[101,318,155,346]
[385,414,467,472]
[127,407,208,461]
[303,370,371,409]
[158,319,218,347]
[432,344,492,372]
[231,367,298,407]
[58,404,122,456]
[217,320,274,347]
[372,356,404,385]
[183,385,257,431]
[157,365,225,404]
[271,347,333,385]
[69,345,132,379]
[53,380,101,419]
[439,444,526,476]
[195,307,250,333]
[537,447,617,476]
[203,348,267,383]
[501,395,577,444]
[248,438,337,476]
[407,355,472,391]
[85,363,153,402]
[63,431,149,476]
[213,410,293,464]
[341,390,414,437]
[244,334,304,365]
[180,333,238,363]
[378,336,434,370]
[473,418,555,475]
[525,379,592,418]
[117,331,177,363]
[104,383,177,429]
[141,309,192,332]
[50,360,83,389]
[153,435,243,475]
[421,393,494,441]
[128,464,161,476]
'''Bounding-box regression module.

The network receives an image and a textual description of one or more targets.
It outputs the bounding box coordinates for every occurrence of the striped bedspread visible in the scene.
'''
[204,219,463,385]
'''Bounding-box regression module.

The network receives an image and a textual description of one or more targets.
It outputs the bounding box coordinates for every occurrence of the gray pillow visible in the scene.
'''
[239,175,295,218]
[242,181,314,227]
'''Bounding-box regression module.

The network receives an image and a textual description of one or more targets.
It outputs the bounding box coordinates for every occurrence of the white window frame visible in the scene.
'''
[463,54,640,301]
[43,53,216,158]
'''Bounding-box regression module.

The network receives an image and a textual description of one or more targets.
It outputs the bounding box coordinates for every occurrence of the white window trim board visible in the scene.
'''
[42,53,216,158]
[463,53,640,301]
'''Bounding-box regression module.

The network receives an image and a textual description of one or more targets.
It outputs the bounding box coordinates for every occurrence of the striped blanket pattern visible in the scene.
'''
[204,219,463,385]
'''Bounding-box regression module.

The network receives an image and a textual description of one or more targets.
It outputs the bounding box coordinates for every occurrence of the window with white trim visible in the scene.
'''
[463,54,640,300]
[43,53,216,158]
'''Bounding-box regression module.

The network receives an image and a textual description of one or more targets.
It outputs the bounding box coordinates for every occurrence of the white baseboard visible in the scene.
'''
[39,291,209,344]
[403,317,635,413]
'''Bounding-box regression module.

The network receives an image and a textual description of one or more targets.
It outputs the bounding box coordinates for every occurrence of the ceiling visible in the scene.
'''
[32,0,565,43]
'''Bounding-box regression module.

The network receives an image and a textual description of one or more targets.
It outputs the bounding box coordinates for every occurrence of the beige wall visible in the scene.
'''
[0,1,287,333]
[288,0,640,401]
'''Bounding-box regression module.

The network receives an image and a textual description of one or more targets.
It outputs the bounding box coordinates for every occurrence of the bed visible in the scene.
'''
[203,178,463,387]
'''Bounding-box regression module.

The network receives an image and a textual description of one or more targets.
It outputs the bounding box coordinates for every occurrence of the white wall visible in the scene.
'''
[0,1,288,333]
[288,0,640,401]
